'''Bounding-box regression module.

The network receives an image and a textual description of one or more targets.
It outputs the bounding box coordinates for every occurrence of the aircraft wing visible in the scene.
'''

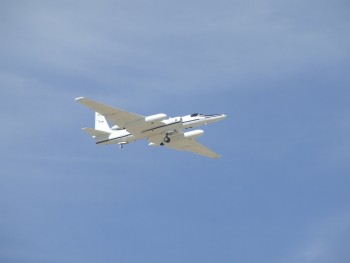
[75,97,145,132]
[149,132,221,159]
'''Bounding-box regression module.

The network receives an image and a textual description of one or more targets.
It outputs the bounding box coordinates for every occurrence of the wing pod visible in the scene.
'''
[145,113,167,122]
[184,130,204,139]
[111,125,123,130]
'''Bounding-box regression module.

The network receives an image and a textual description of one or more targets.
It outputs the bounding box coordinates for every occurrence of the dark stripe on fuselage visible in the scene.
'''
[96,134,131,144]
[183,116,213,124]
[141,121,181,133]
[96,121,181,144]
[95,116,219,144]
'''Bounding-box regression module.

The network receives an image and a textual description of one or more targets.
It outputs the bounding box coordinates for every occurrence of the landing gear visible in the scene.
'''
[164,136,171,143]
[159,133,172,145]
[119,142,127,149]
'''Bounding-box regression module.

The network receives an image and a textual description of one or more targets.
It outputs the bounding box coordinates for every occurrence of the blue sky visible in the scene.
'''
[1,1,349,262]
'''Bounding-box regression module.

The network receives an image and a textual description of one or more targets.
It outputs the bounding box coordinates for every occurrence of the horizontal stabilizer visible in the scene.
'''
[82,128,110,137]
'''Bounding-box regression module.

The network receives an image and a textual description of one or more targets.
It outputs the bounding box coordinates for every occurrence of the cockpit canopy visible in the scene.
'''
[190,113,205,117]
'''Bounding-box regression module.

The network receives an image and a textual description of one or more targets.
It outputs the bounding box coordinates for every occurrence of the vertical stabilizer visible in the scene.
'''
[95,112,111,132]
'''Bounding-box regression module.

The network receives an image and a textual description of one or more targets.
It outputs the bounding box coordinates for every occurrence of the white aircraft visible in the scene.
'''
[76,97,226,158]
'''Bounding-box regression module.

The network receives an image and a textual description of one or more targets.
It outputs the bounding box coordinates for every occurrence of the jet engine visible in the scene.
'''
[184,130,204,139]
[145,113,167,123]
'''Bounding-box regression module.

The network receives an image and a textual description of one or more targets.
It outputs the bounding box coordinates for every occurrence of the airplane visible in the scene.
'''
[75,97,226,158]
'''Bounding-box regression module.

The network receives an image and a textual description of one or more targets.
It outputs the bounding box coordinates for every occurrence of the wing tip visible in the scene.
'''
[75,96,85,101]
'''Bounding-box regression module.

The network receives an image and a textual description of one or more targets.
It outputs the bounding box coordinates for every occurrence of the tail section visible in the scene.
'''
[81,112,112,143]
[82,128,110,137]
[95,112,111,132]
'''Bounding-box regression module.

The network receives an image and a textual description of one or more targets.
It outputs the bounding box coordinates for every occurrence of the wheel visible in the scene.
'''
[164,136,171,143]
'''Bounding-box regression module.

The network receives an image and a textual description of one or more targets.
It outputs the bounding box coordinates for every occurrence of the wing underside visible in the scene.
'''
[76,97,172,135]
[75,97,145,133]
[149,133,220,159]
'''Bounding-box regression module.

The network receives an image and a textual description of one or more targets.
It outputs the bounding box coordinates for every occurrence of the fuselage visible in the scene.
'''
[95,113,226,145]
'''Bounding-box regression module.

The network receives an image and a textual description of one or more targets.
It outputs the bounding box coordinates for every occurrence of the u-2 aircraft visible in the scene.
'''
[76,97,226,158]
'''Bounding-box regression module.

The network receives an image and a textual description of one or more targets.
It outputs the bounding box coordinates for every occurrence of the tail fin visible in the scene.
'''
[95,112,111,132]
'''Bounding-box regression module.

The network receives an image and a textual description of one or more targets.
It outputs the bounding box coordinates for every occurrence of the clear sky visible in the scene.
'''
[1,1,349,262]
